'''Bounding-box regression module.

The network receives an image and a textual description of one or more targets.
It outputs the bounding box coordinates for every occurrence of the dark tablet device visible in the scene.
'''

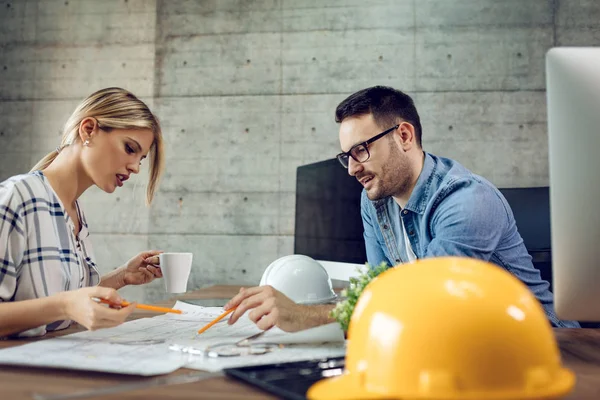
[224,357,345,400]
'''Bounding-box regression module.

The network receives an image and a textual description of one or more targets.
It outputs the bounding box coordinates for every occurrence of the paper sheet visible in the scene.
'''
[0,318,187,375]
[183,342,346,372]
[256,322,345,345]
[0,301,346,375]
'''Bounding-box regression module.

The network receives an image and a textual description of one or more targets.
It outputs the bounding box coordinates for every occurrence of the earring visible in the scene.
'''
[83,140,90,146]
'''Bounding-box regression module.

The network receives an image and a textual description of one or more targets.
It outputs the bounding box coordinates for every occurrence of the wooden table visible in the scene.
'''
[1,285,600,399]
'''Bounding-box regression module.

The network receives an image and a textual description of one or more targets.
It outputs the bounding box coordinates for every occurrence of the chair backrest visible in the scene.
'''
[499,186,600,328]
[498,187,553,290]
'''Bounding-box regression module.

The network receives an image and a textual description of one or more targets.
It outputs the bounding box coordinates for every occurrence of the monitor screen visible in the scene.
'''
[294,159,367,264]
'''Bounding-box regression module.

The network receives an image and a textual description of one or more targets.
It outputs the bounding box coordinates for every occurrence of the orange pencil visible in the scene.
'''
[197,308,236,334]
[96,298,182,314]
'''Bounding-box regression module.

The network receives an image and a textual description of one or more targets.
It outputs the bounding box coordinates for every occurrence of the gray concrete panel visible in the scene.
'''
[0,152,33,181]
[157,0,281,38]
[488,136,549,188]
[156,33,281,97]
[34,0,156,45]
[0,100,32,153]
[279,94,345,191]
[415,27,553,91]
[415,0,554,91]
[279,191,295,236]
[160,155,280,193]
[0,0,37,45]
[0,44,154,101]
[282,29,415,94]
[33,44,155,100]
[154,96,281,192]
[278,234,294,256]
[281,0,413,31]
[417,90,548,187]
[556,0,600,46]
[426,138,496,179]
[0,45,37,100]
[416,91,547,142]
[427,133,549,189]
[416,0,553,28]
[149,191,281,235]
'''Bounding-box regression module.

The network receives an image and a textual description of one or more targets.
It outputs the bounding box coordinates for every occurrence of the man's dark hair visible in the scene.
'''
[335,86,422,147]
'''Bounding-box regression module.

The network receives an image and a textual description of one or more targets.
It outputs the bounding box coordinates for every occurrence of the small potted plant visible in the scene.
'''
[330,262,389,332]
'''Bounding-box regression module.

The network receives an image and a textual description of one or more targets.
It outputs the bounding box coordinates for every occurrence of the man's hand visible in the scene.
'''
[224,286,335,332]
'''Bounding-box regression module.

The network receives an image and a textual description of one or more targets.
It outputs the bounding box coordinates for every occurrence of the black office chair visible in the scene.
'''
[498,187,553,290]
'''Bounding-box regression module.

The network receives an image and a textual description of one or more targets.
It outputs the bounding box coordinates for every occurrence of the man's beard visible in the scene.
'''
[365,141,413,201]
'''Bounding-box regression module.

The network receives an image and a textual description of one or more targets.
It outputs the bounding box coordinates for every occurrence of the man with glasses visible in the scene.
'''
[224,85,579,331]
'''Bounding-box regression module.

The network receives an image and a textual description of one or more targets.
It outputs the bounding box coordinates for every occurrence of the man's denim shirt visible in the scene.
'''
[361,152,579,328]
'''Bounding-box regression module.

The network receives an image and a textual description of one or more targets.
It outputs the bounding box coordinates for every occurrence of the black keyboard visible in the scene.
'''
[224,357,345,400]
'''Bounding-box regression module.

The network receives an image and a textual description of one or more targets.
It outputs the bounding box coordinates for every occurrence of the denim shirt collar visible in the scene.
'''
[371,151,435,215]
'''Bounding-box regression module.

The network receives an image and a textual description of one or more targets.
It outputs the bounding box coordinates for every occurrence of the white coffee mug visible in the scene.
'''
[159,252,193,293]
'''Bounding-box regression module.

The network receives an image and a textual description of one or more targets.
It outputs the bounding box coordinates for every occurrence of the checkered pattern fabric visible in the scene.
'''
[0,171,99,336]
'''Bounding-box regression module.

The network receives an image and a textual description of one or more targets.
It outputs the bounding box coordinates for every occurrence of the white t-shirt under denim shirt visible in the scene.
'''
[0,171,99,337]
[401,215,417,262]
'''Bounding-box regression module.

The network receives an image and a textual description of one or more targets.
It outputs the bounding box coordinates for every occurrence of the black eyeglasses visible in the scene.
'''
[336,125,399,168]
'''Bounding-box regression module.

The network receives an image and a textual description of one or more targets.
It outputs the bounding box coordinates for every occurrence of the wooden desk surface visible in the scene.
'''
[1,285,600,400]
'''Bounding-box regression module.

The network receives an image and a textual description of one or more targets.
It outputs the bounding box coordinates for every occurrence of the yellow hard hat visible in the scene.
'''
[308,257,574,400]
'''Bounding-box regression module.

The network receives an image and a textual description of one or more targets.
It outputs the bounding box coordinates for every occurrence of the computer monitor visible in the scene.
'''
[547,47,600,321]
[294,159,366,264]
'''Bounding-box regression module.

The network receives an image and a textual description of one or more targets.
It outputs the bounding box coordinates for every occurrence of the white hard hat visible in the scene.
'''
[260,255,337,305]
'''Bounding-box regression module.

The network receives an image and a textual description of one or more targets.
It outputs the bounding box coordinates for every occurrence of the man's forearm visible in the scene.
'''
[295,304,336,331]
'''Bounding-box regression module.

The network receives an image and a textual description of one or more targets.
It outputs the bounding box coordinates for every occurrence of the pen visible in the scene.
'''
[94,298,182,314]
[197,308,236,334]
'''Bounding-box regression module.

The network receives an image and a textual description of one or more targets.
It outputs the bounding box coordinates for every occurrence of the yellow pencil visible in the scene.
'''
[96,298,182,314]
[197,308,236,334]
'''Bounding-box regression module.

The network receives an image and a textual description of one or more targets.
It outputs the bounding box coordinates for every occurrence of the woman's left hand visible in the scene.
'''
[122,250,163,286]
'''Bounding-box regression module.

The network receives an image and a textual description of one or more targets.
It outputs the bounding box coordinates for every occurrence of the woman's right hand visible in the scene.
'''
[61,286,136,331]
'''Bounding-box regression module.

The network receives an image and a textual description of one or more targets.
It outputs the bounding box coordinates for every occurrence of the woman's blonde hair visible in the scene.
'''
[31,87,165,205]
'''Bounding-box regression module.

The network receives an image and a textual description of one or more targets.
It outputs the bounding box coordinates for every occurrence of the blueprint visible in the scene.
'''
[0,301,345,375]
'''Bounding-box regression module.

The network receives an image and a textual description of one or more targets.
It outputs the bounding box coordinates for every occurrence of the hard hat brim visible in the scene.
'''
[297,294,338,305]
[307,368,575,400]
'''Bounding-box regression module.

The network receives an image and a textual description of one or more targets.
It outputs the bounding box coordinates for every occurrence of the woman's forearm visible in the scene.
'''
[99,267,126,290]
[0,294,68,337]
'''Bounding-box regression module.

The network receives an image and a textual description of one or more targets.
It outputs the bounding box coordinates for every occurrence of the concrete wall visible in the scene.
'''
[1,0,599,303]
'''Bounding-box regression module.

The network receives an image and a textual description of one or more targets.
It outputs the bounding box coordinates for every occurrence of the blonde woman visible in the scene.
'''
[0,87,165,337]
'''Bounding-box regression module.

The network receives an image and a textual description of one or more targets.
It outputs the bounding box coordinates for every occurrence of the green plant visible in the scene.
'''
[330,261,389,332]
